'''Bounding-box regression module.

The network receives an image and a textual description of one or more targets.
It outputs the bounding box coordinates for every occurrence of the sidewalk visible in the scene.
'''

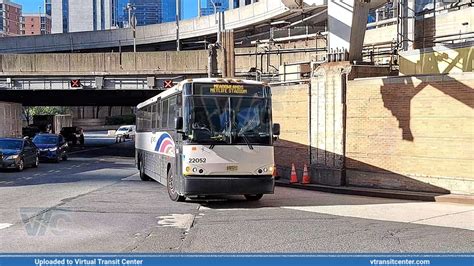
[276,181,474,205]
[271,184,474,231]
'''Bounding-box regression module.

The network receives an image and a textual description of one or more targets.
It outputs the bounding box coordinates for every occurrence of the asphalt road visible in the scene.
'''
[0,132,472,253]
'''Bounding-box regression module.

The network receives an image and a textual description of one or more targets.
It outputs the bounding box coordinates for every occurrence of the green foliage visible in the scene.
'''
[23,107,71,125]
[105,114,136,125]
[25,106,70,116]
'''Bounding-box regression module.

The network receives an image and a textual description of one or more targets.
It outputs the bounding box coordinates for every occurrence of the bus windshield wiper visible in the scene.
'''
[238,131,254,150]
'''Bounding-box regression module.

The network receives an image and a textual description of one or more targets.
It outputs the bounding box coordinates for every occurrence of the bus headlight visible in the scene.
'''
[255,165,274,175]
[184,165,206,176]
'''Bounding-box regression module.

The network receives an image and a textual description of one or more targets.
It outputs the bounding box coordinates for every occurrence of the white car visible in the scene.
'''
[115,125,136,140]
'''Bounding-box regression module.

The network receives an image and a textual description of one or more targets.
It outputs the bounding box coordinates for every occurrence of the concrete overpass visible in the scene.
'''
[0,89,161,106]
[0,0,388,62]
[0,0,326,53]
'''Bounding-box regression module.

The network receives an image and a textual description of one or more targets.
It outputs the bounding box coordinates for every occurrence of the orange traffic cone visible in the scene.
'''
[290,163,298,183]
[302,164,311,184]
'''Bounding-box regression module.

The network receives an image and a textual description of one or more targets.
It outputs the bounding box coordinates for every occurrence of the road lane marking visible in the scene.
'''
[157,214,194,230]
[0,223,12,230]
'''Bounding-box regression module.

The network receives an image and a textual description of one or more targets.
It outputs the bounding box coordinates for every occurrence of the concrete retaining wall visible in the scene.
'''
[0,51,209,74]
[0,102,22,138]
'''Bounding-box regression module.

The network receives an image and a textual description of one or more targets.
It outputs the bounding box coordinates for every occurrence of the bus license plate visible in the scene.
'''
[227,166,238,171]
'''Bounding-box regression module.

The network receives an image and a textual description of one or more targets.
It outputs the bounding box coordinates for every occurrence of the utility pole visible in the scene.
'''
[176,0,181,51]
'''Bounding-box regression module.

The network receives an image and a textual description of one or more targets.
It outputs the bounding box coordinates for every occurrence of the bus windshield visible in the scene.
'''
[185,96,271,145]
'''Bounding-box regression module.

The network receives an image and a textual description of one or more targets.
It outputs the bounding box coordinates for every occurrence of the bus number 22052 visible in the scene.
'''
[189,158,206,163]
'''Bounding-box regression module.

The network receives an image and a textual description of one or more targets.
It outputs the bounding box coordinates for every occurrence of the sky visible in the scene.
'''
[13,0,200,19]
[13,0,43,14]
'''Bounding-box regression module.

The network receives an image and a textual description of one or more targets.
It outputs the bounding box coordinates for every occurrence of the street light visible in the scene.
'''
[126,3,137,53]
[126,3,135,29]
[209,0,221,45]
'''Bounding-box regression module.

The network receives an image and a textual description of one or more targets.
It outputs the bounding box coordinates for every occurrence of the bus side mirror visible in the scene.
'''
[175,117,183,130]
[273,123,280,136]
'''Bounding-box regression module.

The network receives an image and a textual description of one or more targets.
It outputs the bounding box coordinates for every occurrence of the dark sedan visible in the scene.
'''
[32,134,68,162]
[0,138,39,171]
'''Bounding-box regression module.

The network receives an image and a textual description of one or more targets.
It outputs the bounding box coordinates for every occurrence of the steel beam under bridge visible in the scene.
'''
[0,89,162,106]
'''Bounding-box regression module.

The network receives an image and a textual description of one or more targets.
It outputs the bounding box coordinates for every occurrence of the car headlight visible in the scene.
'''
[48,147,58,152]
[5,155,19,160]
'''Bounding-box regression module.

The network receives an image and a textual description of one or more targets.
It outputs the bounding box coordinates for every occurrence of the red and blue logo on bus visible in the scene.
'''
[154,133,175,156]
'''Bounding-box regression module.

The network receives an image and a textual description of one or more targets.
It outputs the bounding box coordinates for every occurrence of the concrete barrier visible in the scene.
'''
[0,102,22,138]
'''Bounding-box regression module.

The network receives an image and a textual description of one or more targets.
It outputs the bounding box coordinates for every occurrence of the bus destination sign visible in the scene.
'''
[210,84,247,94]
[193,83,268,97]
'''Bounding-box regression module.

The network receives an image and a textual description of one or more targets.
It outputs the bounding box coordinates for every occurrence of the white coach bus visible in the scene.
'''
[135,78,280,202]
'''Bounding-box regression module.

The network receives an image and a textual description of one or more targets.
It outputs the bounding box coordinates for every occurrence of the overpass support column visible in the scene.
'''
[0,102,23,138]
[219,30,235,78]
[328,0,371,62]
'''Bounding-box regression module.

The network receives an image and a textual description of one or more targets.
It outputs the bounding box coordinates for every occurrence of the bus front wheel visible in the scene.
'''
[244,194,263,201]
[167,169,185,202]
[139,159,151,181]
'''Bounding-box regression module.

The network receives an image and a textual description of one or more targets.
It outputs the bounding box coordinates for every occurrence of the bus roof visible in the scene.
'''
[137,78,265,109]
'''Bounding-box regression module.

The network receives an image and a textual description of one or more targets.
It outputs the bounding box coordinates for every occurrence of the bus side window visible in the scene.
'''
[156,101,161,130]
[151,104,157,130]
[162,99,169,129]
[168,96,177,129]
[136,109,143,132]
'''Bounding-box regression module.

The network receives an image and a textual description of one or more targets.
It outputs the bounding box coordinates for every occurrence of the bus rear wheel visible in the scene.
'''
[244,194,263,201]
[139,159,151,181]
[167,169,185,202]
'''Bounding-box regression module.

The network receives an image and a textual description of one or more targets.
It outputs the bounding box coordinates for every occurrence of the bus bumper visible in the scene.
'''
[183,175,275,196]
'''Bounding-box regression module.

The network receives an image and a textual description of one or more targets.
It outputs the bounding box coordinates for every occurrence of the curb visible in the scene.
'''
[275,181,474,204]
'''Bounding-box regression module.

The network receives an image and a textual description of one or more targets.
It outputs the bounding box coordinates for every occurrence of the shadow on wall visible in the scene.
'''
[274,139,451,194]
[381,73,474,141]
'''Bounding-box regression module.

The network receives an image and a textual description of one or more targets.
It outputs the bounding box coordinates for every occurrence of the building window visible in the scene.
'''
[93,0,97,31]
[100,0,105,30]
[62,0,69,33]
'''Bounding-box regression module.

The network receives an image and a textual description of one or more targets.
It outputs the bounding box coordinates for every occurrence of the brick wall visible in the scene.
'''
[346,72,474,194]
[272,84,310,180]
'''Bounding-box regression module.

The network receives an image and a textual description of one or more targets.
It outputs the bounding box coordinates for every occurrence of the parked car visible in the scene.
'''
[0,138,39,171]
[60,126,84,146]
[115,125,136,140]
[32,134,68,162]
